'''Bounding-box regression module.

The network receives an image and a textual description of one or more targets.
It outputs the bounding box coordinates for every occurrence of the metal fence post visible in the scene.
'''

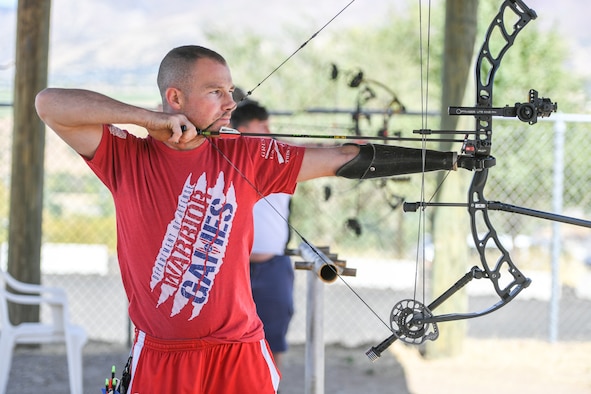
[550,115,566,342]
[304,270,325,394]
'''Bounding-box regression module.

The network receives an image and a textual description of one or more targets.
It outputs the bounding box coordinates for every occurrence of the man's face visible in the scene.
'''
[238,118,271,135]
[179,58,237,132]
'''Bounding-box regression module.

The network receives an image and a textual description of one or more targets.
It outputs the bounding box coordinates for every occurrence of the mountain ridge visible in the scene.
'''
[0,0,589,91]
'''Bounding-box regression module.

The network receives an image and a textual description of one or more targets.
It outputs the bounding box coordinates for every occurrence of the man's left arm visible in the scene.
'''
[297,144,359,181]
[297,143,458,182]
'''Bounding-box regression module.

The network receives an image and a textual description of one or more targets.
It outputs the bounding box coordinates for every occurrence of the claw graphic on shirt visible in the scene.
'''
[150,172,236,320]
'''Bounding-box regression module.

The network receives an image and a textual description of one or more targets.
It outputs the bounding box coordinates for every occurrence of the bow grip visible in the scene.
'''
[336,143,457,179]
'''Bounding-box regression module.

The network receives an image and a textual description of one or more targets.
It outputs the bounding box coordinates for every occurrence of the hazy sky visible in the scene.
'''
[0,0,14,8]
[1,0,589,89]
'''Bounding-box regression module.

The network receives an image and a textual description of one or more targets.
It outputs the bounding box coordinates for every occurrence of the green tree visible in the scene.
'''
[206,0,586,261]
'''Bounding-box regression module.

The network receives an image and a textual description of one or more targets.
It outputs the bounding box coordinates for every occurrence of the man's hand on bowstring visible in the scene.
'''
[144,112,200,146]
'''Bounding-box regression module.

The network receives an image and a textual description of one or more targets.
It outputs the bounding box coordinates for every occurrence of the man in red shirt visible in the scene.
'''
[35,45,456,393]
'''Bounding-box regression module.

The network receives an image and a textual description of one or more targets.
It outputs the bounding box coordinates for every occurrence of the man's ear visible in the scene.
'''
[165,88,183,110]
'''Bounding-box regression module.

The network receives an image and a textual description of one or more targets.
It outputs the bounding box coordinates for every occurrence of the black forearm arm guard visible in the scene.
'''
[336,143,457,179]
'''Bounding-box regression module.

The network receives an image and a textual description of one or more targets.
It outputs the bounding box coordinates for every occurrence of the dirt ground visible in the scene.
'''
[280,339,591,394]
[389,339,591,394]
[7,338,591,393]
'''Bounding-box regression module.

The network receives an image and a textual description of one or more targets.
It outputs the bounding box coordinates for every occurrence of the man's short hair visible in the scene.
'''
[231,100,269,128]
[157,45,227,99]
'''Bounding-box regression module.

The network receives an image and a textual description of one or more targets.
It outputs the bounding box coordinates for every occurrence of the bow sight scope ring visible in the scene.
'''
[515,89,558,124]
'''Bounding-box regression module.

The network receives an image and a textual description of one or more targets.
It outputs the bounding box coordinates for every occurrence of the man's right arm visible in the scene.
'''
[35,88,120,158]
[35,88,195,159]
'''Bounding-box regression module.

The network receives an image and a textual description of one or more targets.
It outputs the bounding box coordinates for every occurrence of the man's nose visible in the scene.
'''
[225,92,237,111]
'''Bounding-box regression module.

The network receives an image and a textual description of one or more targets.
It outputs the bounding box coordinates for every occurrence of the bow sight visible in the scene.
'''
[514,89,558,123]
[450,89,557,171]
[449,89,557,125]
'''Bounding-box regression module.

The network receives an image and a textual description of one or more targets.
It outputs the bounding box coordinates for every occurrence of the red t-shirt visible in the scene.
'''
[86,125,304,342]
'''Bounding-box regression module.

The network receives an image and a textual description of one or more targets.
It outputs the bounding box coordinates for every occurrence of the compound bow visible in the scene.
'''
[366,0,565,359]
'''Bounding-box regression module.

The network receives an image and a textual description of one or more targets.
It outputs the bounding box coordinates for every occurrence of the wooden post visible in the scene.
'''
[8,0,51,324]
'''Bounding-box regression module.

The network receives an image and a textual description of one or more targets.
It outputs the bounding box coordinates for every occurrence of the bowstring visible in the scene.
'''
[414,0,433,307]
[231,0,459,333]
[210,0,455,335]
[203,0,401,333]
[239,0,401,331]
[244,0,358,99]
[413,1,465,309]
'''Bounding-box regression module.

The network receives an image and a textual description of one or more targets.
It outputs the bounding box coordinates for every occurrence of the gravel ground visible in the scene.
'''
[7,338,591,393]
[6,341,409,394]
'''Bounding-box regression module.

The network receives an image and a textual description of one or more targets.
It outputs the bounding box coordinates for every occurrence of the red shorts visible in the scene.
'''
[127,330,281,393]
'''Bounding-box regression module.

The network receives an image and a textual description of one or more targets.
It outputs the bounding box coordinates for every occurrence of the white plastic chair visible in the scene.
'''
[0,270,87,394]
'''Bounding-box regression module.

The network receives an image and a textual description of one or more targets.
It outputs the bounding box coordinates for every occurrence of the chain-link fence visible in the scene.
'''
[1,108,590,347]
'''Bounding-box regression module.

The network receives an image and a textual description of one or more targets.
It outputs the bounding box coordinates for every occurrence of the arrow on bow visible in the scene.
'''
[198,126,466,143]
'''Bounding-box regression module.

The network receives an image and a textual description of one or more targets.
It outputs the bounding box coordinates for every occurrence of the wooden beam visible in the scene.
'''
[8,0,51,324]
